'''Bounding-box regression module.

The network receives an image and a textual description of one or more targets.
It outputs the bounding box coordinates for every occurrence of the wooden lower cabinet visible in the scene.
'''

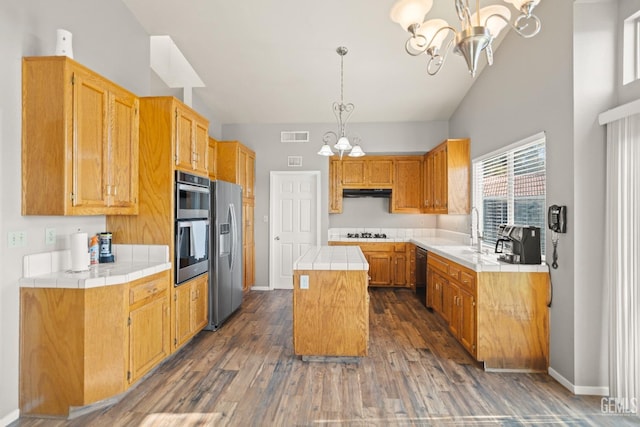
[128,271,170,384]
[427,251,549,371]
[330,242,412,287]
[19,270,171,417]
[173,273,208,351]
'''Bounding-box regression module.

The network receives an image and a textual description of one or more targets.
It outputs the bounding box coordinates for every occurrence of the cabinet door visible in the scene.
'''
[431,271,445,315]
[393,253,407,287]
[243,200,255,290]
[192,275,208,332]
[392,158,422,213]
[245,151,255,199]
[423,152,434,212]
[341,160,366,187]
[174,283,192,349]
[329,158,343,213]
[441,278,453,324]
[238,148,249,195]
[208,138,218,179]
[193,120,209,176]
[175,106,195,172]
[366,252,392,286]
[458,286,476,355]
[129,296,169,383]
[72,69,109,210]
[109,88,139,210]
[433,146,448,213]
[367,159,394,187]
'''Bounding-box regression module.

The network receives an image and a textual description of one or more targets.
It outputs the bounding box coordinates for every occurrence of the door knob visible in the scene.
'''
[274,236,280,240]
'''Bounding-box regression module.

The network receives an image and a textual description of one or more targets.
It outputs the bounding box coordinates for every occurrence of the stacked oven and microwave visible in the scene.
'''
[174,171,243,331]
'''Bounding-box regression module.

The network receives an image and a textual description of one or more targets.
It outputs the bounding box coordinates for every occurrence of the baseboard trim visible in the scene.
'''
[250,285,270,291]
[1,409,19,427]
[548,367,609,396]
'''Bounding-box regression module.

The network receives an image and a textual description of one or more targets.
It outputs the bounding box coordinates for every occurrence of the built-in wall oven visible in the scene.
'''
[175,171,210,285]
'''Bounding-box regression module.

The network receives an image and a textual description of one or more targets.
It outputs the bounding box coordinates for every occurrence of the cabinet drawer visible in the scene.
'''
[428,253,449,274]
[393,243,406,252]
[448,263,461,281]
[459,270,476,292]
[130,274,168,305]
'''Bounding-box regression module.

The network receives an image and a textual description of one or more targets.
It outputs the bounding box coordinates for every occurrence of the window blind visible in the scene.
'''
[473,135,546,252]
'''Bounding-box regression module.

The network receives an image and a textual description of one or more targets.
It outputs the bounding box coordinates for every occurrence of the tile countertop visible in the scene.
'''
[20,244,171,289]
[409,237,548,273]
[329,229,548,273]
[293,246,369,271]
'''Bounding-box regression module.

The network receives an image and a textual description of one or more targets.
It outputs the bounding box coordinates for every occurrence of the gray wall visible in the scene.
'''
[449,0,618,392]
[0,0,150,421]
[221,121,447,287]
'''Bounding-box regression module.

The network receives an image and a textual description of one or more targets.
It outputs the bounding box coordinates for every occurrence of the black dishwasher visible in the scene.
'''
[415,246,427,306]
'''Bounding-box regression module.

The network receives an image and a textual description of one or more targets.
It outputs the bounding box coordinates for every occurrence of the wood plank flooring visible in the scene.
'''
[14,288,640,426]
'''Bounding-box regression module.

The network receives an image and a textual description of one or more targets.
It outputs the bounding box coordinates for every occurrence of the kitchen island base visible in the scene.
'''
[293,269,369,357]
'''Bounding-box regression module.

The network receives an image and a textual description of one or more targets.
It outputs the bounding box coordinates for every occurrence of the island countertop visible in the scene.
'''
[293,245,368,271]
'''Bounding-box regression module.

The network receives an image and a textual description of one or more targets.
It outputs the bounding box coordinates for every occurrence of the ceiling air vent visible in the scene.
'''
[281,131,309,143]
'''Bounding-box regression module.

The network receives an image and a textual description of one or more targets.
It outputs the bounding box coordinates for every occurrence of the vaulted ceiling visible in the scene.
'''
[122,0,508,125]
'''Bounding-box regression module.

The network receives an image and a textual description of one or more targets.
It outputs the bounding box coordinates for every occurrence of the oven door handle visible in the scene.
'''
[177,182,210,194]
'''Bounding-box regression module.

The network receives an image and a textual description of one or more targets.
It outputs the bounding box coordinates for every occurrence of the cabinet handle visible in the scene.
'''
[113,185,117,196]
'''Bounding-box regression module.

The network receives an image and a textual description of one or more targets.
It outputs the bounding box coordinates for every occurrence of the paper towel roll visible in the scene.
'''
[71,231,89,272]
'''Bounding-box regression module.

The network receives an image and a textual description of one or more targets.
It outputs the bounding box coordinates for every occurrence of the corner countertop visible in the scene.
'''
[20,244,172,289]
[293,246,368,271]
[409,237,548,273]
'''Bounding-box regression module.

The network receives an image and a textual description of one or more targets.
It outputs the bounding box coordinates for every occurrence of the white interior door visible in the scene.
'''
[269,171,321,290]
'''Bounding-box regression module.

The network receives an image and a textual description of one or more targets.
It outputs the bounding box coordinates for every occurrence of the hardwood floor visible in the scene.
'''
[14,288,639,426]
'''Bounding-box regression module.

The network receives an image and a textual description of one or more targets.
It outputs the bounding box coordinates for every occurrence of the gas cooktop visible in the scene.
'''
[346,232,388,239]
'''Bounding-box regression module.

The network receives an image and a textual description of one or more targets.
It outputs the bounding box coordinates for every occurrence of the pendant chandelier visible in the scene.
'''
[390,0,542,77]
[318,46,365,158]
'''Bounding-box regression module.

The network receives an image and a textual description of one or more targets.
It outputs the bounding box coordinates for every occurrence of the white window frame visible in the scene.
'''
[472,132,547,253]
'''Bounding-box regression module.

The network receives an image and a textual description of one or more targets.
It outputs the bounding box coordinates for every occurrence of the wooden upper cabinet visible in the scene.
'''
[216,140,255,199]
[423,138,470,214]
[22,56,139,215]
[367,159,394,187]
[174,104,209,177]
[391,156,423,213]
[338,157,394,189]
[208,137,218,180]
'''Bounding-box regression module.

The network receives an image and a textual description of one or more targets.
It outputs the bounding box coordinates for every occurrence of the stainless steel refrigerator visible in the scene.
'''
[206,180,243,331]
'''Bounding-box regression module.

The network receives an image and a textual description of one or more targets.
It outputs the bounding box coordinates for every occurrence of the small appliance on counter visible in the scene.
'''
[494,224,541,265]
[98,232,115,263]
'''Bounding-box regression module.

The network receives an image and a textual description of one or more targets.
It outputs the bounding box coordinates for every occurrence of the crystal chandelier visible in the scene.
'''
[318,46,365,158]
[390,0,542,77]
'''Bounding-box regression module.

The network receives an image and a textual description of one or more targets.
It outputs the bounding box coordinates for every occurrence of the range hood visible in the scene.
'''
[343,188,392,198]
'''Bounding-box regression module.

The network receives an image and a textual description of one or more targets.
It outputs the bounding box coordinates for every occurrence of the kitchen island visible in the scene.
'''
[292,246,369,358]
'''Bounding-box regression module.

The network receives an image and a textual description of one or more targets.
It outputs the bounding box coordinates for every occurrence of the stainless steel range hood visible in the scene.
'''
[342,188,392,198]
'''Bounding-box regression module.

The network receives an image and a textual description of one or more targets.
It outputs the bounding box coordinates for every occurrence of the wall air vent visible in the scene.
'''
[281,131,310,143]
[287,156,303,167]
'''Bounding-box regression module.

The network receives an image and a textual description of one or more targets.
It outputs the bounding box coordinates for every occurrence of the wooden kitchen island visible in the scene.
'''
[292,246,369,358]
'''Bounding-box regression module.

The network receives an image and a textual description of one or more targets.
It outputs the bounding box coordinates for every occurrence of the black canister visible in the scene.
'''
[99,232,115,263]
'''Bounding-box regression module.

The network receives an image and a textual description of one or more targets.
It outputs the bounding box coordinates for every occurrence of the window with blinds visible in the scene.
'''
[473,134,546,253]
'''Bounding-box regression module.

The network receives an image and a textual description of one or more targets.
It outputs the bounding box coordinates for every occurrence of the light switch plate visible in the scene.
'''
[300,275,309,290]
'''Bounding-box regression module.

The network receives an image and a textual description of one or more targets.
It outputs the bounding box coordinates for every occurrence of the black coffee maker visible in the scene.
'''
[494,224,542,264]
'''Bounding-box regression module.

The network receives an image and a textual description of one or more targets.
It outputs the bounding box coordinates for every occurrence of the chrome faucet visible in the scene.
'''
[470,206,483,253]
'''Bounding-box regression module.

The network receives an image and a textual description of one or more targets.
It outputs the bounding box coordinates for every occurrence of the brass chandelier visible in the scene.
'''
[390,0,542,77]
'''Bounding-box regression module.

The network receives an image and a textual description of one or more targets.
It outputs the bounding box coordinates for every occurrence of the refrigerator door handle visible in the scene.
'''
[229,203,238,273]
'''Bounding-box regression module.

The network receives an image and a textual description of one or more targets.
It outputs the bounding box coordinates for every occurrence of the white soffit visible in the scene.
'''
[150,35,205,88]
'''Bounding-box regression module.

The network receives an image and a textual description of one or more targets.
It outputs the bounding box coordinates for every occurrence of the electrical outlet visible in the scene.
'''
[263,215,269,223]
[300,275,309,290]
[45,228,56,245]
